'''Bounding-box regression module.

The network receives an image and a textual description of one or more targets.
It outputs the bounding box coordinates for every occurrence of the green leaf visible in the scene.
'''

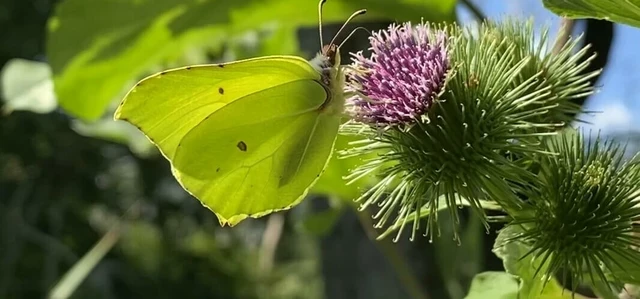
[464,271,518,299]
[492,225,589,299]
[588,279,620,299]
[71,119,156,157]
[47,0,456,120]
[543,0,640,28]
[311,133,380,201]
[602,251,640,285]
[0,59,57,114]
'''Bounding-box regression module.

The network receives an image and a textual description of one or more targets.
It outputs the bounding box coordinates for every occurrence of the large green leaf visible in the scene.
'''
[464,271,518,299]
[47,0,456,121]
[543,0,640,28]
[493,225,589,299]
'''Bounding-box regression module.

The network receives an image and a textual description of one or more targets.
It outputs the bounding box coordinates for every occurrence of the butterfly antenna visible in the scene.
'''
[318,0,327,49]
[328,9,367,47]
[338,26,371,49]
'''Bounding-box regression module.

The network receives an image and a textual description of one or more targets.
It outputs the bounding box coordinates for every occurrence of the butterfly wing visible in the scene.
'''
[115,56,341,225]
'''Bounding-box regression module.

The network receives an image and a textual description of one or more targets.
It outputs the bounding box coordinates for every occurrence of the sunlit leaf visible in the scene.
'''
[47,0,456,120]
[0,59,57,115]
[543,0,640,28]
[464,271,518,299]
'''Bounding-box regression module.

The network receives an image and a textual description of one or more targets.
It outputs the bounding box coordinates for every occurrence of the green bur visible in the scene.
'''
[507,130,640,290]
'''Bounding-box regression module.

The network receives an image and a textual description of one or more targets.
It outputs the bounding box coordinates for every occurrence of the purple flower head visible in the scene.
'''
[346,22,449,126]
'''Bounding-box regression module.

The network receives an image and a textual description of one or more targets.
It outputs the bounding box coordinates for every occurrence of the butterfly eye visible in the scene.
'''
[322,44,338,65]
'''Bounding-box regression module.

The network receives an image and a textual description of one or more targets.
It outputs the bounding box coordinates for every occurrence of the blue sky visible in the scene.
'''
[457,0,640,135]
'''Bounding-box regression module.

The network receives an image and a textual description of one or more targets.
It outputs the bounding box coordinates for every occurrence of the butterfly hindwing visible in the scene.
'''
[115,55,341,225]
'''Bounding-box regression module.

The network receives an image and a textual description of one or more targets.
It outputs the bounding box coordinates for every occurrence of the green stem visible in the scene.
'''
[47,202,140,299]
[552,18,576,55]
[353,207,429,299]
[258,213,285,274]
[460,0,486,22]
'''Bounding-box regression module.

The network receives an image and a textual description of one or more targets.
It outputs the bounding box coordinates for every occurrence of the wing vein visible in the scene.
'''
[291,115,322,179]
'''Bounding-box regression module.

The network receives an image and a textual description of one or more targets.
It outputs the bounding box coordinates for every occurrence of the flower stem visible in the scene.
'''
[552,18,576,55]
[460,0,486,22]
[258,213,285,274]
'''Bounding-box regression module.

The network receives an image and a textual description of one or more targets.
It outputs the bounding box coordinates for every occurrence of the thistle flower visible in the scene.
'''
[346,22,449,126]
[506,130,640,288]
[341,21,596,242]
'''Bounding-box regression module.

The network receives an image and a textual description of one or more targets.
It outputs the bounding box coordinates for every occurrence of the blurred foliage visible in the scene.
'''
[0,107,268,298]
[47,0,456,121]
[464,272,518,299]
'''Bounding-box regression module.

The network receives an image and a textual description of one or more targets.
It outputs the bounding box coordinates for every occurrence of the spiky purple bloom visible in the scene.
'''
[346,22,449,125]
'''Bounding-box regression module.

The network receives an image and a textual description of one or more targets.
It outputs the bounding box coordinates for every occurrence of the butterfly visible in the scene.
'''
[114,0,366,225]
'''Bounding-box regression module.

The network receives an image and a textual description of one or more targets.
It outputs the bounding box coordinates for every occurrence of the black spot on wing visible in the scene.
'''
[160,71,167,75]
[218,87,224,95]
[216,168,220,172]
[217,64,224,68]
[237,141,247,152]
[186,66,192,70]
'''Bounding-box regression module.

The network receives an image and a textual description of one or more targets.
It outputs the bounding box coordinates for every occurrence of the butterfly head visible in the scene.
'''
[313,0,365,83]
[321,43,339,67]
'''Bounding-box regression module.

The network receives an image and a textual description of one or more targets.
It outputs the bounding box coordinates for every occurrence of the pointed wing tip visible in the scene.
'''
[215,214,248,227]
[211,205,301,228]
[113,105,126,121]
